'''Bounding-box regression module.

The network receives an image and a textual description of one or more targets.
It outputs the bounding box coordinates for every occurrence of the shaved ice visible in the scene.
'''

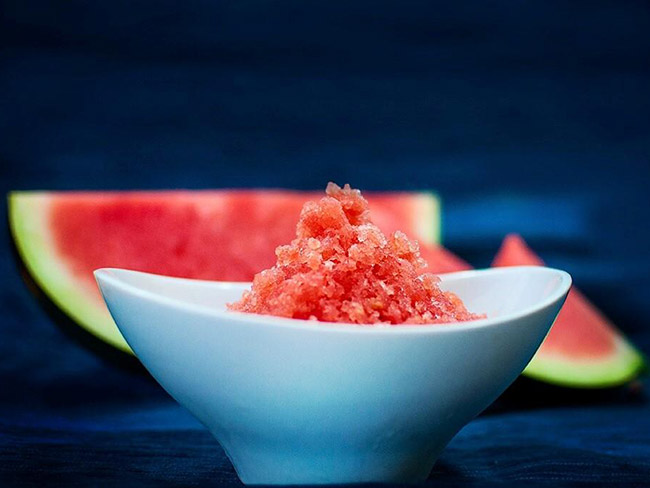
[228,183,482,325]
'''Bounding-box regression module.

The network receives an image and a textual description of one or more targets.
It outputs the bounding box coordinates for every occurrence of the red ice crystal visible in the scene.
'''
[228,183,482,325]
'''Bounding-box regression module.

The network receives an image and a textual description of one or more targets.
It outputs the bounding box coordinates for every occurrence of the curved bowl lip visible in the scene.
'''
[94,266,571,336]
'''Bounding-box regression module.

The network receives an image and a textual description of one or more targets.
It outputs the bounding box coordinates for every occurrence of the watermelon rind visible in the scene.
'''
[413,192,440,246]
[9,192,133,354]
[523,330,646,388]
[8,190,441,358]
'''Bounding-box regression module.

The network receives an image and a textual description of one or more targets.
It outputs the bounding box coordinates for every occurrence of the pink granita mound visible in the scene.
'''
[227,183,483,325]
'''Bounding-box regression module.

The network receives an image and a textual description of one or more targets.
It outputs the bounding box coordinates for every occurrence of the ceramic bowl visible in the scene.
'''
[95,265,570,485]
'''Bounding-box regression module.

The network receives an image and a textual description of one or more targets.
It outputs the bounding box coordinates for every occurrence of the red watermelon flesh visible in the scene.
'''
[50,192,468,298]
[10,189,469,354]
[492,234,645,387]
[419,243,471,275]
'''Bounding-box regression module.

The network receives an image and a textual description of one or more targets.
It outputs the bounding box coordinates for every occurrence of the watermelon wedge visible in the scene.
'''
[493,234,646,388]
[9,190,468,356]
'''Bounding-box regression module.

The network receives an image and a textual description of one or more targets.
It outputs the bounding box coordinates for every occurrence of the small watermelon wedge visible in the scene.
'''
[9,190,468,357]
[493,234,646,388]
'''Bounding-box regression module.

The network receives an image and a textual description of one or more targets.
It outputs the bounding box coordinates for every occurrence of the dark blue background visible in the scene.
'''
[1,1,649,485]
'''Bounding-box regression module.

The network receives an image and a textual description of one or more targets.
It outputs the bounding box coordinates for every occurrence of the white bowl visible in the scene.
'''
[95,266,571,485]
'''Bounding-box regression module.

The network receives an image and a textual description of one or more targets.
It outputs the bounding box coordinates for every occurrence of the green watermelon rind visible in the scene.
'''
[9,192,133,353]
[413,192,441,246]
[523,334,646,388]
[8,190,441,358]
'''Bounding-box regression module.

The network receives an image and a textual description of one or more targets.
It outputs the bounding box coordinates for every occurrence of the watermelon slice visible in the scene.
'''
[493,234,645,388]
[9,190,468,356]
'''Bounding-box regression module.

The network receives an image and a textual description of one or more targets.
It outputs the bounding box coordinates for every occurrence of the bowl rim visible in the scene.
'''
[95,266,571,336]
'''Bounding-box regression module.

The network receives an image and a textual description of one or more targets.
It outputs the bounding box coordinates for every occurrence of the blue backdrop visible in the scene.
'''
[1,1,649,485]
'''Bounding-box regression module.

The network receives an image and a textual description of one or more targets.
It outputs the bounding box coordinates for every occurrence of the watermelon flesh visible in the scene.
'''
[10,190,467,354]
[50,191,467,293]
[493,234,645,388]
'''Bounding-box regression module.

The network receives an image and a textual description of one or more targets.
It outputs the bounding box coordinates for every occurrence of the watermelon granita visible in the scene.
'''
[228,183,483,325]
